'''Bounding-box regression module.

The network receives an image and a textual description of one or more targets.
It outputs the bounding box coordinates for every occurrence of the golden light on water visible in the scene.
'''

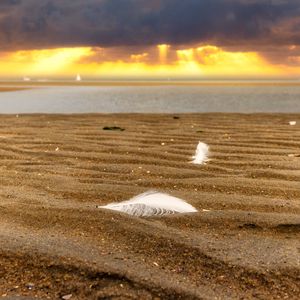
[0,44,299,79]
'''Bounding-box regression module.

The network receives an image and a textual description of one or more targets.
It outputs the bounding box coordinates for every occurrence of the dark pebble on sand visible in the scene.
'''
[239,223,262,230]
[103,126,125,131]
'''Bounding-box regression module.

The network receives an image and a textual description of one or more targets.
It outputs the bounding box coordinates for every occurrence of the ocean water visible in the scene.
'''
[0,85,300,113]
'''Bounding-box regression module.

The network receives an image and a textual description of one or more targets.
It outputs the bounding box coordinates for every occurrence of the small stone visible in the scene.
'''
[26,282,35,290]
[62,294,73,300]
[103,126,125,131]
[289,121,296,126]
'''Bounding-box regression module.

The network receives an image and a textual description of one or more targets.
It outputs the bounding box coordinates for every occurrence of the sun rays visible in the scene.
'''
[0,44,299,79]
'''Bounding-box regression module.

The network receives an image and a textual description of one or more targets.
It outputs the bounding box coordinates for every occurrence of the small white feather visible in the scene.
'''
[191,142,209,165]
[99,191,197,217]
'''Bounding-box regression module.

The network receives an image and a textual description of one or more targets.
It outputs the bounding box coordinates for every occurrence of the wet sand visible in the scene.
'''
[0,87,28,93]
[0,113,299,299]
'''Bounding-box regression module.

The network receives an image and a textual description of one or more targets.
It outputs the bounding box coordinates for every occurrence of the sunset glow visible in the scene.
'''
[158,44,170,64]
[0,0,299,80]
[1,45,298,80]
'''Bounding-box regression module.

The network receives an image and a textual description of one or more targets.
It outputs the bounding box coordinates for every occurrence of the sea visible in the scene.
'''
[0,84,300,113]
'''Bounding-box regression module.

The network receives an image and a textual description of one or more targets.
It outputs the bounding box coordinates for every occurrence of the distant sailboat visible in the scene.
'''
[76,74,82,81]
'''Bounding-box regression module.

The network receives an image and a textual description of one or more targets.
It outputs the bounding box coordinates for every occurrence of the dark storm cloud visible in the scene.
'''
[0,0,21,6]
[0,0,299,51]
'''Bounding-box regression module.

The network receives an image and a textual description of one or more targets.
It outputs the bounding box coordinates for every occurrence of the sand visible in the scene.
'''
[0,113,299,299]
[0,88,29,93]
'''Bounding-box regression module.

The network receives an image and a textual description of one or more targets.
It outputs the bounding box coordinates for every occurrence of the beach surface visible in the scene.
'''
[0,113,299,299]
[0,87,28,93]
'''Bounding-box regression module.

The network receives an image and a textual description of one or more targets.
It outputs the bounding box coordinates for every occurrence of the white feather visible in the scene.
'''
[99,191,197,217]
[191,142,209,164]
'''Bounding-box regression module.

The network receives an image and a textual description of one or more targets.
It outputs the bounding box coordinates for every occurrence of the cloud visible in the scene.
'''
[0,0,299,53]
[0,0,21,7]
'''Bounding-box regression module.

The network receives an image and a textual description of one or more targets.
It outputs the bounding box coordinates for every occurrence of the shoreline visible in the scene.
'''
[0,87,29,92]
[1,80,300,88]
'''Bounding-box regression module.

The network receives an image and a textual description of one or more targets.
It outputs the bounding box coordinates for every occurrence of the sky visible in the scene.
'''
[0,0,300,80]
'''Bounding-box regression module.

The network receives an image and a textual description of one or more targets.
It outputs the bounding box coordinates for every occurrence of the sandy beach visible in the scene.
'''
[0,113,299,299]
[0,87,28,93]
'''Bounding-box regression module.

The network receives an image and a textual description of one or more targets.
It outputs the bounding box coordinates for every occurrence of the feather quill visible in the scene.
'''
[191,142,209,164]
[99,191,197,217]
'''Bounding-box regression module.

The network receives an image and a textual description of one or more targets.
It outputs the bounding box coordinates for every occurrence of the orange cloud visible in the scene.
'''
[130,53,149,63]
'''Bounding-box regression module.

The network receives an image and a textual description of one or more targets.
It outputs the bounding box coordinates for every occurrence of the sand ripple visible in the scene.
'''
[0,113,299,299]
